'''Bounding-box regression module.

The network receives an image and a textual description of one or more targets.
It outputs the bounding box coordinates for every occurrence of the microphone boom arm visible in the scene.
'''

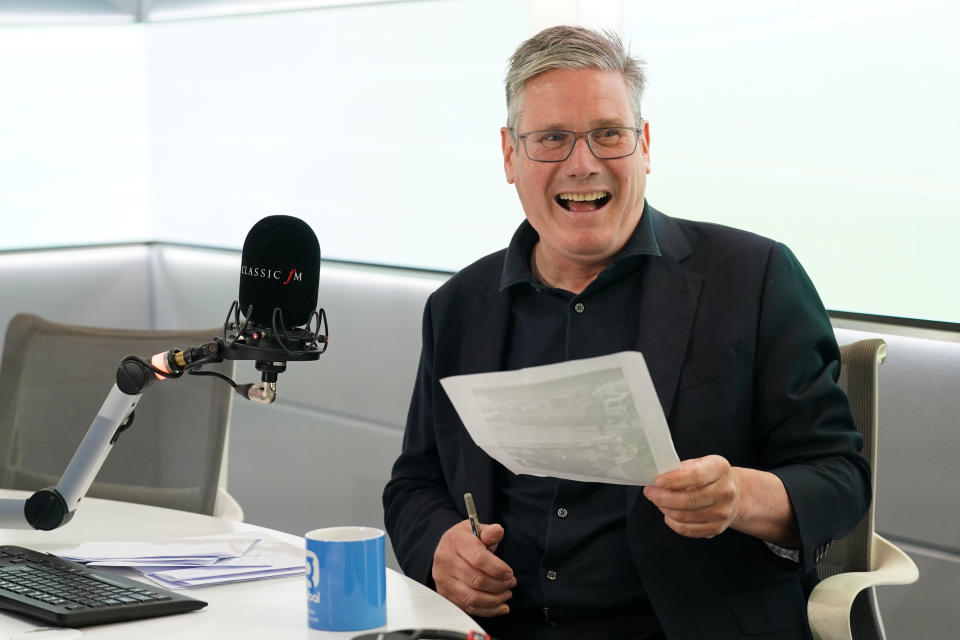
[0,382,144,530]
[0,354,167,531]
[0,302,328,531]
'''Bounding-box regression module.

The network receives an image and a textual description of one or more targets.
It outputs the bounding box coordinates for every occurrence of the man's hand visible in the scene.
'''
[643,455,743,538]
[432,520,516,617]
[643,455,799,546]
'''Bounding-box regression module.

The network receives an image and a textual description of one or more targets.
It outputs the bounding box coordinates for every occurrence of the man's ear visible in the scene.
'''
[640,120,652,175]
[501,127,517,184]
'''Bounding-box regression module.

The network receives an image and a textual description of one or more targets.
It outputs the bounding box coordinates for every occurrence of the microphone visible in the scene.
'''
[145,215,328,404]
[239,214,320,329]
[217,215,329,400]
[142,215,328,403]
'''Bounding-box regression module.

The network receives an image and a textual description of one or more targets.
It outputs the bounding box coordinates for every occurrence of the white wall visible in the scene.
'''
[145,0,526,270]
[0,25,152,248]
[627,0,960,323]
[1,0,958,323]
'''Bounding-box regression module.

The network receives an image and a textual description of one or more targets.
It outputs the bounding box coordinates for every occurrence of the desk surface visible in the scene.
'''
[0,489,480,638]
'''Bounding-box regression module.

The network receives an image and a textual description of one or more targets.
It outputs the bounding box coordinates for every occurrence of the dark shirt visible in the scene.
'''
[482,209,665,640]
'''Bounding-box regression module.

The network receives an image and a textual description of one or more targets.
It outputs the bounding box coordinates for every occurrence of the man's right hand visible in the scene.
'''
[432,520,516,617]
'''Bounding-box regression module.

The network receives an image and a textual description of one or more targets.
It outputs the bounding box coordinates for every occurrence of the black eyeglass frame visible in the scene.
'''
[513,125,644,162]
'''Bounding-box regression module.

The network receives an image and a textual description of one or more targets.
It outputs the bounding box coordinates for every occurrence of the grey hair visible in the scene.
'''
[505,25,646,132]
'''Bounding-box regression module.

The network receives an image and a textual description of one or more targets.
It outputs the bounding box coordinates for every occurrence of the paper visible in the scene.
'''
[63,534,258,563]
[60,533,304,588]
[440,351,681,485]
[143,539,305,589]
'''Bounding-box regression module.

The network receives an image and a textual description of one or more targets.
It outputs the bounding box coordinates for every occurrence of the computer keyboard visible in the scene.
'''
[0,545,206,627]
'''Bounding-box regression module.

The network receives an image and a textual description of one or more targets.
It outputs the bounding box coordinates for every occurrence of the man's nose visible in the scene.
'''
[565,136,601,178]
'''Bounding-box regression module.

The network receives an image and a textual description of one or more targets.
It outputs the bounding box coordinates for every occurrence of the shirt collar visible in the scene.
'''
[499,201,661,291]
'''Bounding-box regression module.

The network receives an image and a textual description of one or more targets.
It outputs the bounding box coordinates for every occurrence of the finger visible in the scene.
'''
[462,529,514,582]
[657,456,720,489]
[470,603,511,618]
[464,601,511,618]
[458,551,517,590]
[662,514,725,539]
[433,573,514,616]
[453,554,517,593]
[437,577,513,616]
[643,484,731,511]
[433,523,515,594]
[646,489,717,512]
[659,505,732,525]
[479,522,504,553]
[454,518,506,551]
[444,531,516,592]
[447,580,514,609]
[480,522,504,544]
[655,455,727,490]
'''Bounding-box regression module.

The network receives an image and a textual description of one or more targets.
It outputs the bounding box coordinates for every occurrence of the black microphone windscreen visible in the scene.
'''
[239,215,320,328]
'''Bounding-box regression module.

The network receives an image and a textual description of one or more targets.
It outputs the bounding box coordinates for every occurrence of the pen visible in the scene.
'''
[463,492,482,539]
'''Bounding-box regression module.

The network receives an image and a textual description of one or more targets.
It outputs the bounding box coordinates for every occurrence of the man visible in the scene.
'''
[383,26,870,640]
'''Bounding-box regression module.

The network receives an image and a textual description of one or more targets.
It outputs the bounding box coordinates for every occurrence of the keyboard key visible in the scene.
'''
[0,545,206,626]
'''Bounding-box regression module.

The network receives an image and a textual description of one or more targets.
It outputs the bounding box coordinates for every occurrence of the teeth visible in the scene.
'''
[557,191,609,201]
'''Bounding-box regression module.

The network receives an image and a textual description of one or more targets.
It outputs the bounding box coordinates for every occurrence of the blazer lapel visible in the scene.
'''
[634,258,702,422]
[627,210,702,509]
[459,284,513,376]
[637,208,703,423]
[454,279,515,521]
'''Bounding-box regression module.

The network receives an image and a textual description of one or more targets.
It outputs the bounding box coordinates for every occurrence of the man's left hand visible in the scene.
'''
[643,455,800,546]
[642,455,742,539]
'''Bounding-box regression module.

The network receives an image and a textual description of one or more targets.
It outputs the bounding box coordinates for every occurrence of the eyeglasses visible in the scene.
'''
[514,126,642,162]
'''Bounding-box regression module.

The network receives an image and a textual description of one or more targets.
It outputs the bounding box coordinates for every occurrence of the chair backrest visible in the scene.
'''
[816,338,887,639]
[0,313,235,515]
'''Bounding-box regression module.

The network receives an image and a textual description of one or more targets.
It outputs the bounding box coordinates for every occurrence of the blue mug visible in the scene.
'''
[305,526,386,631]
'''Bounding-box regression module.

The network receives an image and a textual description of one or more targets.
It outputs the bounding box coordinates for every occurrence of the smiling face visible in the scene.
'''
[501,68,651,277]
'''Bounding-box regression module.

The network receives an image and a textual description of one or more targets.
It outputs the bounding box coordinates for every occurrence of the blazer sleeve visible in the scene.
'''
[382,294,463,585]
[758,243,872,573]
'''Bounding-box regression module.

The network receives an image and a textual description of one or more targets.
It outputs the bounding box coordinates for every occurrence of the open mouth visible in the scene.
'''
[555,191,611,212]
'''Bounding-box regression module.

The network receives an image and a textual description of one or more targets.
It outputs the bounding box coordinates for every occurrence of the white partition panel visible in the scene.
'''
[0,247,153,350]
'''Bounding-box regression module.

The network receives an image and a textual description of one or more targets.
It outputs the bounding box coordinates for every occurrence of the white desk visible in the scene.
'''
[0,489,480,638]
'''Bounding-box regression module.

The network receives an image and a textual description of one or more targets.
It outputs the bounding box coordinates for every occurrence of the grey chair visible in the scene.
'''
[0,313,242,519]
[807,339,919,640]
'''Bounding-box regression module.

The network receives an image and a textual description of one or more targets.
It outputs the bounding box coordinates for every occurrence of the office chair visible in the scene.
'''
[807,339,919,640]
[0,313,242,520]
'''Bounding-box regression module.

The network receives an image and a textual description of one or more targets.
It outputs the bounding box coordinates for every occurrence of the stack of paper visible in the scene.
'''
[60,533,304,589]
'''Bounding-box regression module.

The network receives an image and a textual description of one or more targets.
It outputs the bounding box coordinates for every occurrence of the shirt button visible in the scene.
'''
[556,507,568,518]
[546,570,558,581]
[574,302,585,313]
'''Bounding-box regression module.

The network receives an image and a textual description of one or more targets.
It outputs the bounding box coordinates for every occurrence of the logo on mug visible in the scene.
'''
[306,549,321,591]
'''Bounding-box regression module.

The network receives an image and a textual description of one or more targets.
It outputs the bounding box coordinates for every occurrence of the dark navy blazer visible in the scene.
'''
[383,205,870,639]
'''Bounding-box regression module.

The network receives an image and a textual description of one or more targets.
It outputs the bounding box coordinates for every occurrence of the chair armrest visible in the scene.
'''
[213,487,245,522]
[808,534,919,640]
